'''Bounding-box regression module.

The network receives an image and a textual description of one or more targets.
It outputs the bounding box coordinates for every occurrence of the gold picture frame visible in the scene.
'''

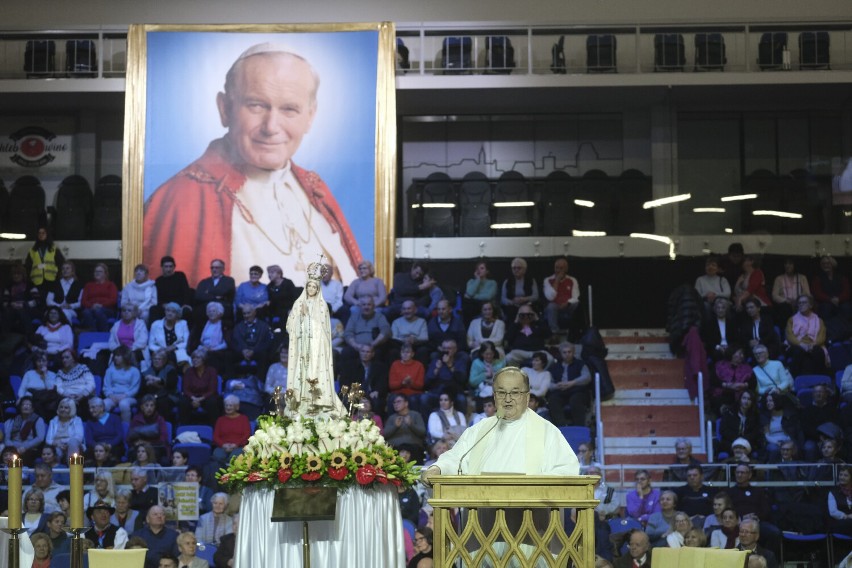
[122,22,397,287]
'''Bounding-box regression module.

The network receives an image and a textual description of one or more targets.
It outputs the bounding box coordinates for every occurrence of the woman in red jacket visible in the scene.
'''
[80,262,118,331]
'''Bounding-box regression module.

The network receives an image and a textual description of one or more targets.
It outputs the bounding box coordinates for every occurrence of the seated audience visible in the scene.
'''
[828,465,852,533]
[339,345,388,413]
[462,261,498,324]
[344,259,387,314]
[102,346,141,422]
[18,353,59,415]
[33,306,74,360]
[427,390,467,444]
[223,374,264,421]
[729,464,780,553]
[625,469,661,525]
[760,391,803,462]
[84,471,117,510]
[131,505,179,568]
[785,294,830,376]
[352,396,383,430]
[801,383,840,460]
[695,256,731,321]
[700,297,737,363]
[389,344,426,410]
[139,350,179,421]
[466,300,505,356]
[122,264,158,323]
[387,262,431,320]
[211,395,251,468]
[645,490,678,547]
[230,305,272,376]
[318,262,346,322]
[84,499,128,550]
[683,527,707,548]
[127,394,171,455]
[234,265,269,317]
[719,390,761,456]
[391,300,430,364]
[37,510,70,555]
[615,530,651,568]
[384,394,427,457]
[546,342,591,427]
[30,532,53,568]
[752,344,792,396]
[194,260,236,326]
[266,264,297,324]
[149,302,191,367]
[178,349,221,426]
[426,299,467,359]
[703,491,733,532]
[811,255,851,322]
[469,341,506,400]
[674,464,715,519]
[55,349,96,418]
[79,262,118,332]
[771,258,810,328]
[2,262,38,337]
[740,298,781,359]
[46,398,85,460]
[213,514,238,568]
[709,508,740,549]
[4,396,47,465]
[111,488,142,534]
[23,487,49,534]
[732,255,771,314]
[189,302,233,375]
[153,256,192,321]
[263,346,289,398]
[342,296,392,361]
[665,511,692,548]
[663,438,702,483]
[542,256,580,334]
[500,257,540,323]
[108,303,150,365]
[522,351,552,398]
[46,260,84,324]
[407,526,433,568]
[712,347,754,412]
[504,303,551,366]
[176,531,208,568]
[735,517,778,568]
[84,397,125,460]
[86,442,117,469]
[195,493,234,546]
[423,339,467,413]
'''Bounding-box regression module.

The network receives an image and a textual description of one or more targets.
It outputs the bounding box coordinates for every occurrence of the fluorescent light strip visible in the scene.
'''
[574,199,595,208]
[491,223,532,229]
[724,228,733,233]
[692,207,726,213]
[630,232,676,260]
[752,210,803,219]
[493,201,535,208]
[421,203,455,208]
[572,230,606,236]
[721,193,758,202]
[0,232,26,239]
[642,193,691,209]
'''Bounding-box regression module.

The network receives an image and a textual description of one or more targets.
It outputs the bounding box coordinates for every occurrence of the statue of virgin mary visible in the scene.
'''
[285,261,348,418]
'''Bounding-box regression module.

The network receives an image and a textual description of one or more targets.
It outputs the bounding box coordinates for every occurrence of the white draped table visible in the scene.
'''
[235,485,406,568]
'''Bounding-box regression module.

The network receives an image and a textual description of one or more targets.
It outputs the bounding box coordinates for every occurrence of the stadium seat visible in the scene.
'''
[781,531,830,566]
[793,374,831,393]
[558,426,591,452]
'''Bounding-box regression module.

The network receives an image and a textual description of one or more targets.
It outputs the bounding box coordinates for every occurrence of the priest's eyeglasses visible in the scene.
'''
[495,390,529,399]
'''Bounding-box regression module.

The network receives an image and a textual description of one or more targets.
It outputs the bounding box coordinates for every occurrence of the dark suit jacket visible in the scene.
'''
[214,532,236,568]
[700,317,739,358]
[340,360,388,404]
[738,317,781,358]
[195,276,236,306]
[614,549,652,568]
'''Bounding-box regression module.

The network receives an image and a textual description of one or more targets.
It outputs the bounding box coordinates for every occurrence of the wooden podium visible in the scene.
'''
[429,475,599,568]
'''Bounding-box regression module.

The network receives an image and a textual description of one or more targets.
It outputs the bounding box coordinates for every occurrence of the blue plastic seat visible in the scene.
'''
[794,374,831,393]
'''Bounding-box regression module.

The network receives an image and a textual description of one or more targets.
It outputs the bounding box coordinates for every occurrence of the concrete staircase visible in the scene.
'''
[595,329,706,480]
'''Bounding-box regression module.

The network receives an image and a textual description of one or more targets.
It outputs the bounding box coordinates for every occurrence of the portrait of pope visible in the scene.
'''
[142,32,380,286]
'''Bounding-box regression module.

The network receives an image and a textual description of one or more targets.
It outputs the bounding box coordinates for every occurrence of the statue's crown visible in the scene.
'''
[307,262,328,281]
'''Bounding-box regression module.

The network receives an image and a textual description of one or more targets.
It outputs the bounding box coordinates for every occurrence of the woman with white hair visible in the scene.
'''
[148,302,191,366]
[195,493,234,546]
[190,301,233,375]
[46,397,85,459]
[108,303,149,364]
[344,259,388,314]
[177,531,209,568]
[83,470,117,510]
[212,395,251,468]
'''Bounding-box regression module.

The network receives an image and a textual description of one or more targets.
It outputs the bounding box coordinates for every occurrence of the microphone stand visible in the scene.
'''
[457,410,504,475]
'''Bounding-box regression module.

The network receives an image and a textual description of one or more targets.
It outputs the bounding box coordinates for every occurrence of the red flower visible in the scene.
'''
[375,468,389,485]
[355,465,377,485]
[218,474,230,483]
[246,472,264,482]
[277,468,292,483]
[390,478,402,487]
[301,471,322,482]
[327,467,349,481]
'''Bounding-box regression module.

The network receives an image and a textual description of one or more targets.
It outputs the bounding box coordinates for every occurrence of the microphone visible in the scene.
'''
[457,409,504,475]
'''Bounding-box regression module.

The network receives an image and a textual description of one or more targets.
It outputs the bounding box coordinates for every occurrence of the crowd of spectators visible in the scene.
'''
[3,232,852,566]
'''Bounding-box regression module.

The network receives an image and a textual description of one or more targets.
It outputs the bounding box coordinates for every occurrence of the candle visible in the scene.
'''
[69,453,84,529]
[7,455,22,530]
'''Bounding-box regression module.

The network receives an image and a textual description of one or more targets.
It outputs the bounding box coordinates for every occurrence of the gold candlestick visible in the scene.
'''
[68,453,84,529]
[7,455,22,529]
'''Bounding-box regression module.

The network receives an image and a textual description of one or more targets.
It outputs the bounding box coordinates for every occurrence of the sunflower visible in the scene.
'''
[372,453,384,468]
[280,452,293,469]
[305,455,323,472]
[351,451,368,467]
[329,451,347,468]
